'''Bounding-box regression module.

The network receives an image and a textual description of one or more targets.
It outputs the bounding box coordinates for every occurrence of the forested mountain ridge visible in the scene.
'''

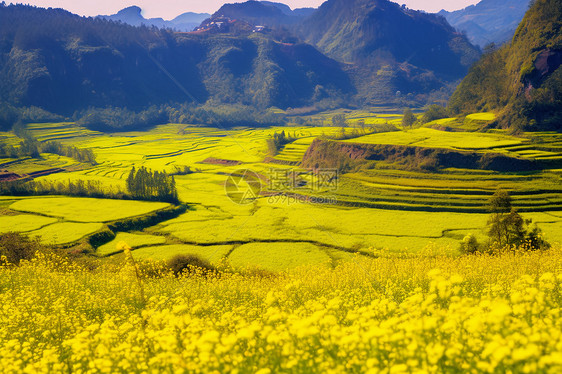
[440,0,531,48]
[0,0,484,123]
[449,0,562,132]
[207,0,481,105]
[0,4,353,121]
[298,0,479,75]
[296,0,480,105]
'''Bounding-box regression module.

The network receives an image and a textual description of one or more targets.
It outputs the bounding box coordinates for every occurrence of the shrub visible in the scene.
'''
[402,108,416,128]
[460,234,480,254]
[167,254,216,277]
[0,232,42,265]
[420,104,449,124]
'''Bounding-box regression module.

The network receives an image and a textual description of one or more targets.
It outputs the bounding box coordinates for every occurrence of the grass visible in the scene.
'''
[131,244,232,263]
[228,242,332,271]
[0,214,58,233]
[96,232,167,256]
[29,222,103,245]
[10,197,170,223]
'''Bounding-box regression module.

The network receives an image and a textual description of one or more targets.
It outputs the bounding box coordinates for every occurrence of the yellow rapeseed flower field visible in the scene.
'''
[1,246,562,373]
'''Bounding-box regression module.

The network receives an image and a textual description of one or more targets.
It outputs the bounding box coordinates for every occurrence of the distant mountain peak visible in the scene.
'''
[117,5,142,15]
[98,6,209,31]
[441,0,531,47]
[204,0,315,29]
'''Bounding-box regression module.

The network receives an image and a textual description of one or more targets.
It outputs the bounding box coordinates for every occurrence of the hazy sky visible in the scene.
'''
[9,1,480,19]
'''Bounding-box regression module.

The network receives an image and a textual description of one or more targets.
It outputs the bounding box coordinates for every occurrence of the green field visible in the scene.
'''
[10,197,170,223]
[30,222,103,245]
[96,232,167,256]
[131,244,233,264]
[1,114,561,269]
[0,214,57,233]
[228,242,332,271]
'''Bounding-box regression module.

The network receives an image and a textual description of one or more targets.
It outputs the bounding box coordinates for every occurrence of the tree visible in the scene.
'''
[0,102,20,131]
[402,108,416,128]
[357,119,366,133]
[488,189,512,213]
[487,209,526,248]
[486,189,549,250]
[420,105,449,124]
[331,114,347,128]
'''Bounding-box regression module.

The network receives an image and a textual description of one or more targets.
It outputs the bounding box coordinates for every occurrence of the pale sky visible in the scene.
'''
[8,0,480,20]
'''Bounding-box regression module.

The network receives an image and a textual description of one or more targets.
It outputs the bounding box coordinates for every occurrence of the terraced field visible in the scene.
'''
[10,197,170,222]
[2,196,171,245]
[25,122,102,142]
[1,115,561,269]
[345,127,525,152]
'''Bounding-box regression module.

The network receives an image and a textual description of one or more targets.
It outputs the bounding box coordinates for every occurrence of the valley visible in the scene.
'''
[1,110,561,271]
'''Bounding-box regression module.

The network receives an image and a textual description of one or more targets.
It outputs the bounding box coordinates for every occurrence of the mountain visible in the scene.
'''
[297,0,480,104]
[171,12,215,31]
[99,6,209,32]
[207,1,310,27]
[260,2,316,18]
[449,0,562,131]
[439,0,531,48]
[0,4,353,116]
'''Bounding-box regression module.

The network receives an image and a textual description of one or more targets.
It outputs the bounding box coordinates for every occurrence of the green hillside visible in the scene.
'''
[449,0,562,131]
[0,4,352,121]
[298,0,480,104]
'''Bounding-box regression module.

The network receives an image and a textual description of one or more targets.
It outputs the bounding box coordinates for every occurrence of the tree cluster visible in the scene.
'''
[419,105,449,124]
[461,189,550,254]
[0,179,126,199]
[76,106,168,132]
[169,103,286,129]
[76,103,288,132]
[486,190,549,251]
[267,131,297,155]
[126,167,178,204]
[0,102,20,131]
[331,114,348,128]
[0,124,96,164]
[42,141,96,164]
[0,123,41,158]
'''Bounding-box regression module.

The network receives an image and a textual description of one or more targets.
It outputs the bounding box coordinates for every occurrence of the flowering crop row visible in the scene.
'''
[1,247,561,373]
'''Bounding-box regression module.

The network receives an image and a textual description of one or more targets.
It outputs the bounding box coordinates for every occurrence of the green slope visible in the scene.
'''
[449,0,562,131]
